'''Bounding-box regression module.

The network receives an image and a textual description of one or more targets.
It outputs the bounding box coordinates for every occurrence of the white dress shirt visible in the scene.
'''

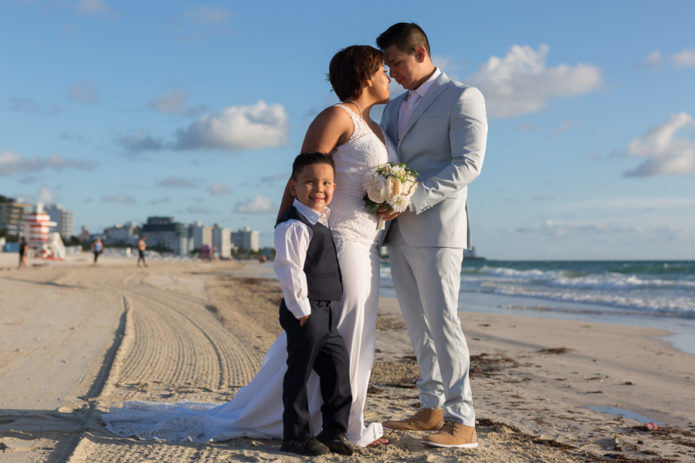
[273,199,331,319]
[398,67,442,139]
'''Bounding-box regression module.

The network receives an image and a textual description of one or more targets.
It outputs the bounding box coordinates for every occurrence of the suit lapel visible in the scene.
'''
[399,72,451,145]
[385,93,406,144]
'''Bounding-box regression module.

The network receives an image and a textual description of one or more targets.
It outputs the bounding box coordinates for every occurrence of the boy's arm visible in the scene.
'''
[273,220,312,322]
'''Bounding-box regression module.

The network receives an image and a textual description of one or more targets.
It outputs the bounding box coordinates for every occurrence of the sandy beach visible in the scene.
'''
[1,253,694,462]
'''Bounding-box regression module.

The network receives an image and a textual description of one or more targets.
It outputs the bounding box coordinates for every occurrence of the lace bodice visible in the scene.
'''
[329,104,393,246]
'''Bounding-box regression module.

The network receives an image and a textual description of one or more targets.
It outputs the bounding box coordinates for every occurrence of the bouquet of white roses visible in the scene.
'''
[363,162,419,226]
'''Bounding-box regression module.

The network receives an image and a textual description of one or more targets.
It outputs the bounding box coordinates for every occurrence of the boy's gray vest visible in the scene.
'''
[276,207,342,301]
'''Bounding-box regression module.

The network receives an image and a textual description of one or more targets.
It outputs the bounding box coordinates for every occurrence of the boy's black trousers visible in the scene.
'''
[279,300,352,441]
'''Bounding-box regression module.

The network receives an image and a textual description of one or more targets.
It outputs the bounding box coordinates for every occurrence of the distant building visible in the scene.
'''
[45,204,74,239]
[211,224,232,258]
[0,198,31,236]
[104,221,140,246]
[78,226,91,242]
[142,216,189,255]
[231,226,259,251]
[189,222,213,251]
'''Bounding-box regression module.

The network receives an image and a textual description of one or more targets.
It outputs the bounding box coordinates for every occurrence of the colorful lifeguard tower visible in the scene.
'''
[21,203,65,259]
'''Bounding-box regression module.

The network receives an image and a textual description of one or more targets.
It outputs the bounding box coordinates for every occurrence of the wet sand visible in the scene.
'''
[1,254,694,462]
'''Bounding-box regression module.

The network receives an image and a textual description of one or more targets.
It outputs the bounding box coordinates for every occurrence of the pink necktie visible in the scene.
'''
[398,91,420,140]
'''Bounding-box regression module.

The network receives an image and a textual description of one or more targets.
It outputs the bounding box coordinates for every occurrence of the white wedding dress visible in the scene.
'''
[103,104,395,447]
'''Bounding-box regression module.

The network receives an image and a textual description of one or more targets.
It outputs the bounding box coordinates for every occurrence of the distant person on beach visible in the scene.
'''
[91,237,103,264]
[17,237,28,269]
[377,23,487,449]
[137,236,147,267]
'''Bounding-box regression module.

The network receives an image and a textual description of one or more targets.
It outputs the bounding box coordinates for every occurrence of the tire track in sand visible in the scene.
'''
[66,265,269,462]
[103,271,263,400]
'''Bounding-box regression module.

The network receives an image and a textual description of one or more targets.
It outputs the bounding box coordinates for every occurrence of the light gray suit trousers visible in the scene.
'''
[381,71,487,426]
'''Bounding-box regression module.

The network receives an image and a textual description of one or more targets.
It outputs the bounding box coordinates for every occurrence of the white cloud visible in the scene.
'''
[432,55,460,79]
[174,101,288,150]
[235,195,273,214]
[147,89,205,115]
[37,186,55,203]
[623,112,695,177]
[102,194,135,204]
[159,177,197,188]
[9,97,60,116]
[115,132,165,153]
[208,184,232,196]
[643,50,663,66]
[0,150,95,176]
[149,89,187,114]
[515,219,644,238]
[185,206,210,215]
[78,0,110,14]
[186,6,230,24]
[467,44,602,118]
[514,220,685,240]
[69,81,98,103]
[672,49,695,68]
[565,197,695,210]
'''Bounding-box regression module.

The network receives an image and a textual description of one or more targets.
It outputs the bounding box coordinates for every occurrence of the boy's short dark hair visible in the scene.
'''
[329,45,384,101]
[291,152,335,180]
[376,22,431,56]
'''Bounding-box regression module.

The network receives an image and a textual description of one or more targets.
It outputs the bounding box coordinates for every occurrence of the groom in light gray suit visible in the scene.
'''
[377,23,487,449]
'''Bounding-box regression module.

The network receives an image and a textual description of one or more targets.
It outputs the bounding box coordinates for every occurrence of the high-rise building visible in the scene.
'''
[104,221,140,245]
[189,222,213,251]
[211,224,232,258]
[231,226,259,252]
[142,216,189,255]
[0,198,31,236]
[45,204,74,239]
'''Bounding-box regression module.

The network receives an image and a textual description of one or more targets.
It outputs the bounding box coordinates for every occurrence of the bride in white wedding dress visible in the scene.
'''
[103,45,394,448]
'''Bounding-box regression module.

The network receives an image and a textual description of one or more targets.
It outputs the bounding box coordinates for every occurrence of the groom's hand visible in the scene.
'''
[299,315,309,326]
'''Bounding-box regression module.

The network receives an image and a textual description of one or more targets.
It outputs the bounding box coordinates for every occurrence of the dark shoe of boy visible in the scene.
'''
[316,429,354,455]
[280,437,330,456]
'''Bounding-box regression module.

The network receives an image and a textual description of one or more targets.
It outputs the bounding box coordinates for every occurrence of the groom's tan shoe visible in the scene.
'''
[382,408,444,431]
[423,420,478,448]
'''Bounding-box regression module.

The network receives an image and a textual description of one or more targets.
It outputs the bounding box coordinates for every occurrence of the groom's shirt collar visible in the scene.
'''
[409,67,441,101]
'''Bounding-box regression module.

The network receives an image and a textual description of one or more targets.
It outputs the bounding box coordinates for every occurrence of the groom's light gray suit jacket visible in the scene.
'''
[381,71,487,249]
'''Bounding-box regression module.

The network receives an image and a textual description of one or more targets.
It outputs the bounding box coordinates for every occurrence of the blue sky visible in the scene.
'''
[1,0,694,259]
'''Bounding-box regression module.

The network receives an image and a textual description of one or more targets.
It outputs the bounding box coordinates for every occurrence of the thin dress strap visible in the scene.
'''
[334,103,367,140]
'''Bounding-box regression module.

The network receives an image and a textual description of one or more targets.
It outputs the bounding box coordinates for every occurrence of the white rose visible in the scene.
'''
[385,175,402,201]
[401,179,417,197]
[366,174,387,204]
[392,165,406,178]
[389,194,410,213]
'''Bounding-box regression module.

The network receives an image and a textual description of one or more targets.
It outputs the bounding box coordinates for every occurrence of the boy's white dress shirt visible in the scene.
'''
[273,199,331,319]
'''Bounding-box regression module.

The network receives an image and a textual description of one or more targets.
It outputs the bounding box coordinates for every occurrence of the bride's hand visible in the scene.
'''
[377,205,401,221]
[299,315,309,327]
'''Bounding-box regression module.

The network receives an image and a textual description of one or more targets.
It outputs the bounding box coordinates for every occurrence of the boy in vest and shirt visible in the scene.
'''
[274,152,354,456]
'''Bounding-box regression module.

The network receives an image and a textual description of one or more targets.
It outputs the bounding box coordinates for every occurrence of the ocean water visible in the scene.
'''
[379,260,695,354]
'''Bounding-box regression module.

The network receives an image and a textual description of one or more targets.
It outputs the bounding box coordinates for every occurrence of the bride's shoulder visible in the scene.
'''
[306,105,353,134]
[313,105,353,124]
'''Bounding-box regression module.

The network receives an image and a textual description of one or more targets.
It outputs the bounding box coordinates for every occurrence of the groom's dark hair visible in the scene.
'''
[376,22,431,56]
[291,152,335,180]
